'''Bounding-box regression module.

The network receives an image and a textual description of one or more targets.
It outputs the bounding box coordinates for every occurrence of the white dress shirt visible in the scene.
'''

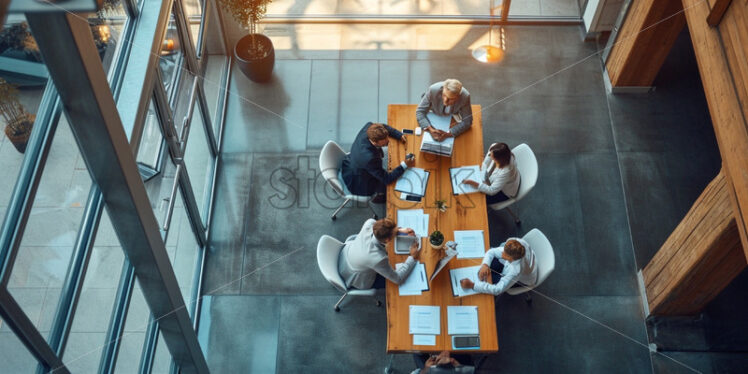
[472,238,537,295]
[477,147,520,198]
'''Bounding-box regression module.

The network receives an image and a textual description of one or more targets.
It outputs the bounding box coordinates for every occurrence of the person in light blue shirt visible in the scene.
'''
[459,238,537,295]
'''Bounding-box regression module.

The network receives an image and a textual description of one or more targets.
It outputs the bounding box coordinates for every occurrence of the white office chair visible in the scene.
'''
[506,228,555,304]
[316,235,380,312]
[319,140,378,221]
[489,143,538,224]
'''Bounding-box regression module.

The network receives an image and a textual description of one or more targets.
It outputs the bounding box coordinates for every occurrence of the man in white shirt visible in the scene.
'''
[459,238,537,295]
[338,218,421,289]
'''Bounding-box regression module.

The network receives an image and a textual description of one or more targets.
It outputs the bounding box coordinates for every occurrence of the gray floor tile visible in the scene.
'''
[222,60,312,153]
[198,295,280,374]
[203,153,254,295]
[306,60,380,149]
[276,295,389,374]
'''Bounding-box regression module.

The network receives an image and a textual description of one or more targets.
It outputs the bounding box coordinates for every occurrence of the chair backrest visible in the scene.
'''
[316,235,348,293]
[512,143,538,201]
[319,141,347,196]
[522,228,555,287]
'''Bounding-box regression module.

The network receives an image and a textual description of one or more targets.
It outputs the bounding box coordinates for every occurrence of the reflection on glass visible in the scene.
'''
[165,190,200,317]
[62,210,125,372]
[0,319,38,372]
[184,103,213,222]
[182,0,203,54]
[159,13,184,97]
[202,54,227,136]
[143,154,177,229]
[171,70,195,136]
[136,97,163,171]
[0,15,50,225]
[7,117,91,341]
[113,280,150,373]
[87,0,127,73]
[151,332,173,374]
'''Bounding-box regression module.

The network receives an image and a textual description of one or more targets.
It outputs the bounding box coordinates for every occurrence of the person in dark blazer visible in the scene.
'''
[341,122,415,200]
[415,79,473,141]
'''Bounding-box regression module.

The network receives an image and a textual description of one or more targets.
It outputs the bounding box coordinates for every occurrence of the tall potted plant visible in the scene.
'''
[0,78,35,153]
[219,0,275,82]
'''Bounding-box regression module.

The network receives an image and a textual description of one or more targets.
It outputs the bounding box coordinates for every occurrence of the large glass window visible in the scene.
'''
[113,281,150,373]
[136,97,165,173]
[62,211,125,372]
[165,190,200,315]
[159,12,184,97]
[87,0,128,74]
[0,319,38,372]
[183,102,214,222]
[151,331,173,374]
[6,117,91,341]
[182,0,204,54]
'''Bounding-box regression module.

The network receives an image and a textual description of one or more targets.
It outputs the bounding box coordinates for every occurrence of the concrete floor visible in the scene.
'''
[197,24,746,373]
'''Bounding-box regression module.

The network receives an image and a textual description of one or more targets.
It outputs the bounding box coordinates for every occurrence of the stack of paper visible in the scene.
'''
[409,305,440,335]
[453,230,486,259]
[420,113,454,157]
[449,266,481,297]
[398,263,429,296]
[449,166,481,195]
[397,209,429,238]
[447,306,479,335]
[395,167,430,197]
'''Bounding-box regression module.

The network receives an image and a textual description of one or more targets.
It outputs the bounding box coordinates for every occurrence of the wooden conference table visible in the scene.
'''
[385,104,498,353]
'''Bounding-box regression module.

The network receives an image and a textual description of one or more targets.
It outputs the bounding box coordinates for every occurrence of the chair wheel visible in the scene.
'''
[331,215,337,221]
[515,219,522,225]
[376,300,382,307]
[335,306,340,312]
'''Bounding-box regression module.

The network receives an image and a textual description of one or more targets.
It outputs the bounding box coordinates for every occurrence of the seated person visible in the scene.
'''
[338,218,420,289]
[459,238,537,296]
[416,79,473,142]
[341,122,415,201]
[462,142,520,204]
[411,351,475,374]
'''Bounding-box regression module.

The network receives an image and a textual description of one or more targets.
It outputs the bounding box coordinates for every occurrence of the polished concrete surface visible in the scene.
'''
[197,25,745,373]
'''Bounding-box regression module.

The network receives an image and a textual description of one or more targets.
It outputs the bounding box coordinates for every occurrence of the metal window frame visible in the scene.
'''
[98,260,135,374]
[25,11,209,374]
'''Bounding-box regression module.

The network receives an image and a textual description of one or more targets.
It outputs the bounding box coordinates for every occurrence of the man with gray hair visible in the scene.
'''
[416,79,473,141]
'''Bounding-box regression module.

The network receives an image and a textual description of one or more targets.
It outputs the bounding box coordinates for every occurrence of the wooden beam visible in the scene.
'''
[683,0,748,260]
[605,0,686,87]
[706,0,732,27]
[643,171,747,316]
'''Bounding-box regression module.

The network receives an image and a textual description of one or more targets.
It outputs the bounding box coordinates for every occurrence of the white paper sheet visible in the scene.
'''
[409,305,441,335]
[397,209,429,238]
[413,334,437,346]
[453,230,486,259]
[395,167,429,197]
[450,166,481,195]
[449,266,481,297]
[447,306,479,335]
[398,263,428,296]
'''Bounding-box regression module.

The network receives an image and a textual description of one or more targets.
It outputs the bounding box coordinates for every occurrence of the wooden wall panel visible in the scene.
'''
[605,0,685,87]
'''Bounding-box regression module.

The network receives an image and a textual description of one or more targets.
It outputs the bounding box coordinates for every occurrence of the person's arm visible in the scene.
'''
[473,263,520,295]
[478,166,511,196]
[416,90,433,130]
[383,123,404,140]
[367,157,406,186]
[372,255,416,285]
[449,94,473,137]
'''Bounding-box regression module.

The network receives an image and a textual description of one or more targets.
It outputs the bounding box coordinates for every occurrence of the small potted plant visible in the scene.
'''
[0,78,35,153]
[435,199,448,213]
[219,0,275,82]
[429,230,445,251]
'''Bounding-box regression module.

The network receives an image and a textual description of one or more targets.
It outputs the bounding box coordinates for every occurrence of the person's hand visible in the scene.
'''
[462,179,479,188]
[424,355,439,368]
[460,278,475,289]
[405,156,416,168]
[435,351,451,365]
[399,227,415,236]
[409,242,420,260]
[478,264,491,281]
[400,135,407,144]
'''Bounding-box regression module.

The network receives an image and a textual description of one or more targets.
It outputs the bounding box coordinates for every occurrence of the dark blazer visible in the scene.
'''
[341,122,405,196]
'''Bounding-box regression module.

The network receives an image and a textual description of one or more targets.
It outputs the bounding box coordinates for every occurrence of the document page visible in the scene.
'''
[427,112,451,131]
[397,209,429,238]
[398,263,428,296]
[413,334,436,346]
[395,168,429,197]
[453,230,486,259]
[447,306,479,335]
[450,166,481,195]
[449,266,481,297]
[409,305,441,335]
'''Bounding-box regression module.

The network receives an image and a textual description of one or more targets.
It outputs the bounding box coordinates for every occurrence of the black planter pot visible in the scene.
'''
[234,34,274,83]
